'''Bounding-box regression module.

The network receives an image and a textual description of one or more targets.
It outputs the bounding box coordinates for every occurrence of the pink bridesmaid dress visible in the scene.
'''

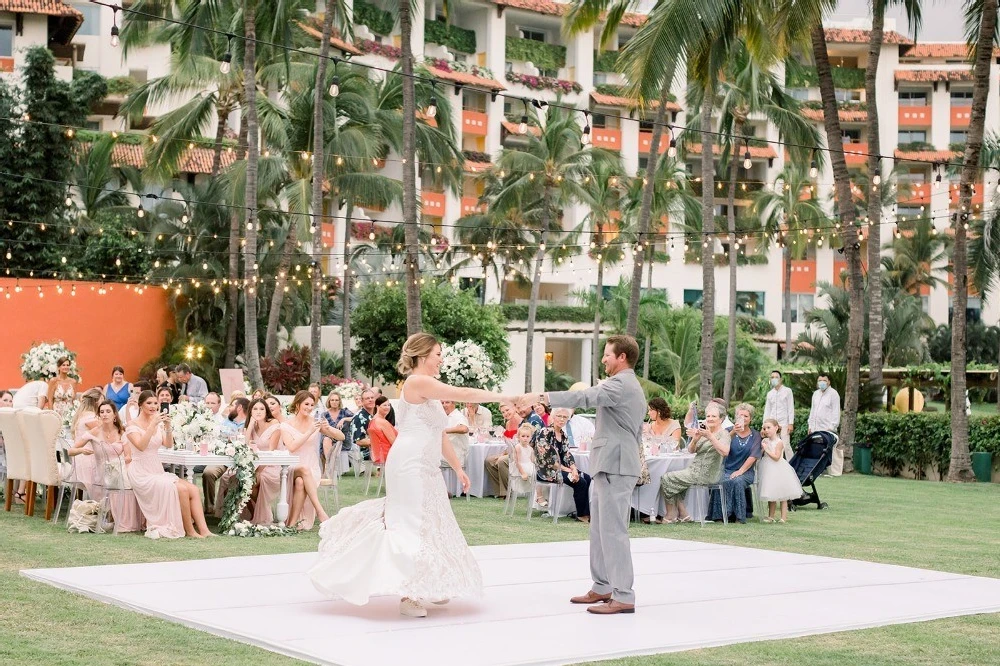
[73,416,100,500]
[251,422,282,525]
[124,424,185,539]
[78,429,144,532]
[283,421,322,530]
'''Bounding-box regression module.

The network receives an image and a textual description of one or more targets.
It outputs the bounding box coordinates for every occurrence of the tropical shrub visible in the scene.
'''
[260,346,311,394]
[353,0,394,35]
[545,367,575,392]
[504,37,566,70]
[424,20,476,53]
[500,304,595,323]
[505,72,582,94]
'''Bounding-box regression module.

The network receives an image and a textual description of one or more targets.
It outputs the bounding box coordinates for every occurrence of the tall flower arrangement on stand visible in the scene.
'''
[439,340,500,390]
[21,341,80,381]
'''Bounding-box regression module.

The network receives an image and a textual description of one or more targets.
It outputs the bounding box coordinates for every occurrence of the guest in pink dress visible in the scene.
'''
[264,394,285,424]
[248,398,283,524]
[67,388,104,499]
[82,401,144,532]
[125,390,212,538]
[283,391,339,529]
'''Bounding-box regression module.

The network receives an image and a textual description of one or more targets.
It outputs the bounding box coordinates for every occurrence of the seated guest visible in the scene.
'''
[216,398,282,521]
[372,386,395,426]
[708,403,760,523]
[659,401,731,523]
[519,401,545,429]
[155,385,174,412]
[283,391,336,529]
[644,397,682,452]
[321,392,353,470]
[463,402,494,432]
[367,396,397,465]
[174,363,208,404]
[156,367,181,404]
[264,394,284,424]
[125,390,211,538]
[76,400,143,532]
[534,408,591,523]
[308,383,323,418]
[534,402,550,426]
[203,392,226,425]
[441,399,470,469]
[348,389,378,465]
[118,382,147,425]
[486,402,523,498]
[203,397,248,514]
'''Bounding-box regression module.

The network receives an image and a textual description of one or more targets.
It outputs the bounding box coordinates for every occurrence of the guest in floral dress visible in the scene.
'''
[534,408,591,522]
[47,357,77,416]
[659,401,731,523]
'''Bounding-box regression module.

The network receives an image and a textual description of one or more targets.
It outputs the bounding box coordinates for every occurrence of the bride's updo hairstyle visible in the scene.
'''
[397,333,440,376]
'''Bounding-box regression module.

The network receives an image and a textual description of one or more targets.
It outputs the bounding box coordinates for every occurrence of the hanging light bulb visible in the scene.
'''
[137,203,145,218]
[328,75,340,98]
[426,96,438,119]
[220,35,233,74]
[873,173,881,185]
[110,25,120,48]
[667,136,677,158]
[64,196,72,207]
[581,124,591,145]
[809,160,818,179]
[518,114,528,134]
[935,171,942,189]
[743,147,752,170]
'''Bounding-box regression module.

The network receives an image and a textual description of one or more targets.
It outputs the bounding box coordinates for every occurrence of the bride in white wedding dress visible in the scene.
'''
[309,333,511,618]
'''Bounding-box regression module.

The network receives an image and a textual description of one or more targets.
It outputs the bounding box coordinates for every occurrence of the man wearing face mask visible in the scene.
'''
[808,374,840,437]
[763,370,795,460]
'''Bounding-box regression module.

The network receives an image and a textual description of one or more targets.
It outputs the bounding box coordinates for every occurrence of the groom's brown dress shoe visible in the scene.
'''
[587,600,635,615]
[570,591,612,604]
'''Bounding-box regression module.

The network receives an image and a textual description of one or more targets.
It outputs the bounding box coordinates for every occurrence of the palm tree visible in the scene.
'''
[398,0,421,335]
[882,217,951,295]
[451,201,534,305]
[865,0,923,413]
[713,39,821,402]
[242,0,264,388]
[492,104,594,391]
[71,136,143,221]
[753,168,830,355]
[948,0,998,481]
[969,205,1000,411]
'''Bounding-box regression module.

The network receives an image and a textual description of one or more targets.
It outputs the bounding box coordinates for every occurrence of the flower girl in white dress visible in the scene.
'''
[758,419,803,523]
[309,333,511,618]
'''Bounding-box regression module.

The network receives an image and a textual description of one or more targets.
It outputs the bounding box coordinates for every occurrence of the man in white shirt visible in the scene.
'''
[763,370,795,459]
[807,374,841,435]
[204,392,230,427]
[12,380,49,409]
[441,400,470,470]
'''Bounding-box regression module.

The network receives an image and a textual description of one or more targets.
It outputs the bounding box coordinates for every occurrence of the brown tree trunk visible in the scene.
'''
[264,217,298,358]
[309,7,336,384]
[642,243,654,380]
[699,96,716,405]
[341,201,355,379]
[784,243,793,357]
[399,0,422,335]
[592,225,604,383]
[812,23,861,471]
[210,105,229,178]
[242,0,264,389]
[224,122,249,368]
[866,7,885,412]
[524,216,548,392]
[723,122,741,403]
[626,83,671,337]
[950,0,996,481]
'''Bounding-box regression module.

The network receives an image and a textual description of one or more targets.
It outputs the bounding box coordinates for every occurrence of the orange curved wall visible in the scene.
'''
[0,279,173,391]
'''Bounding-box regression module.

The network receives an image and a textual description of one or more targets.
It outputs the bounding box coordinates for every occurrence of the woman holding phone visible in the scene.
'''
[657,401,731,523]
[282,391,342,529]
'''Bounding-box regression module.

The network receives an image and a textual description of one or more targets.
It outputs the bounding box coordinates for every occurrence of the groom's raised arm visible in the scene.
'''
[546,377,622,410]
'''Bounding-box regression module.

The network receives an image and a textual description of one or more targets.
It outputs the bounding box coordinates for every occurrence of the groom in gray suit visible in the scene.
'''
[528,334,645,614]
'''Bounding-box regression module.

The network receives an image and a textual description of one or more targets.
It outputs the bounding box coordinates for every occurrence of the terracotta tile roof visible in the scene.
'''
[464,160,492,173]
[901,43,1000,59]
[895,69,974,83]
[688,143,777,159]
[501,119,541,136]
[802,108,868,122]
[894,149,962,162]
[0,1,82,44]
[428,66,505,91]
[824,27,912,45]
[105,143,237,174]
[491,0,645,25]
[297,22,363,55]
[590,91,681,111]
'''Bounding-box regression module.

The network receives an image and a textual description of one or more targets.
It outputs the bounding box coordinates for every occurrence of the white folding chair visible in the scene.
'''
[0,408,30,514]
[695,469,729,526]
[364,460,385,496]
[53,435,87,525]
[21,408,63,520]
[321,441,343,514]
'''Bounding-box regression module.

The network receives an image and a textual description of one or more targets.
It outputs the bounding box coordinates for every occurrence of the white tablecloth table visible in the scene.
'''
[159,450,300,525]
[443,439,509,497]
[571,450,707,521]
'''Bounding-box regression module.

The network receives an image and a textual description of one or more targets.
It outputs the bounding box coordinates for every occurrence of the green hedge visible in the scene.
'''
[593,50,620,72]
[501,304,595,323]
[738,315,776,336]
[505,36,566,71]
[424,20,476,53]
[785,65,865,90]
[354,0,394,36]
[897,141,936,152]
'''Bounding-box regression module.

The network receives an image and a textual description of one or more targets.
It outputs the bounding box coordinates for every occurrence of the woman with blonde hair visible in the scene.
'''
[310,333,511,618]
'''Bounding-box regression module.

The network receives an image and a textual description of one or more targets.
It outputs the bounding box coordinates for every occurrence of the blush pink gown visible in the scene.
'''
[283,421,322,530]
[125,423,185,539]
[73,416,100,499]
[78,429,144,533]
[251,422,282,525]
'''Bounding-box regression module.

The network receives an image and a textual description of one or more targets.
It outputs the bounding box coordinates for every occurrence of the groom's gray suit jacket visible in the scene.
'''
[548,369,644,478]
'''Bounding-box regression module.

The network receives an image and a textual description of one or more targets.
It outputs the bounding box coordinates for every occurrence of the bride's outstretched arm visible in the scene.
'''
[404,375,511,405]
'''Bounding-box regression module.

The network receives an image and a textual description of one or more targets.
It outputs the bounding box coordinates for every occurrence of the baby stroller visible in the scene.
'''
[789,431,836,510]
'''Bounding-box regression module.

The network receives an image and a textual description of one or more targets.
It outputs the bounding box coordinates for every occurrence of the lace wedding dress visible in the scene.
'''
[309,391,483,605]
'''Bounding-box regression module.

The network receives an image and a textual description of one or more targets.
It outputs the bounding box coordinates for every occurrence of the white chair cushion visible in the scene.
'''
[0,408,30,479]
[20,408,62,486]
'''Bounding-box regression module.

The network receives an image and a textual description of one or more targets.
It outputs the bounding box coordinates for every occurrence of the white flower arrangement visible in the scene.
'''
[61,399,81,436]
[333,379,366,404]
[439,340,499,390]
[169,402,221,450]
[226,520,299,537]
[21,341,80,382]
[216,433,271,533]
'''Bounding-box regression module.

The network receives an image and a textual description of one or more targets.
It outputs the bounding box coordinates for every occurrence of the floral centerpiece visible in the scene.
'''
[333,379,367,406]
[439,340,500,390]
[21,341,80,382]
[169,402,221,450]
[215,432,298,537]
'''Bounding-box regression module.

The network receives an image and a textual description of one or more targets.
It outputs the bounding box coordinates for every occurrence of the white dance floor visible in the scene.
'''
[21,538,1000,666]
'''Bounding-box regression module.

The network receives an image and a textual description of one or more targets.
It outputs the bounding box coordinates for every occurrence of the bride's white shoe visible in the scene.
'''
[399,598,428,618]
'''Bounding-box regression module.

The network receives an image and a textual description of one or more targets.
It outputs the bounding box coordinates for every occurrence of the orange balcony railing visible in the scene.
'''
[898,105,931,127]
[462,110,488,137]
[422,191,446,217]
[951,105,972,128]
[592,128,621,151]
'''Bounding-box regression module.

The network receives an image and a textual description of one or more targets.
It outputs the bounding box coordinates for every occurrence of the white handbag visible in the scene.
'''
[67,499,100,533]
[104,452,132,491]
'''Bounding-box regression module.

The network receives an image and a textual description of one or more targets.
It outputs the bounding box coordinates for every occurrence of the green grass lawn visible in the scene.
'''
[2,473,998,666]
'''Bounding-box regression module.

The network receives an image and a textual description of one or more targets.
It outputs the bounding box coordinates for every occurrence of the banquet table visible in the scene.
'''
[443,438,509,497]
[570,450,709,521]
[159,450,300,525]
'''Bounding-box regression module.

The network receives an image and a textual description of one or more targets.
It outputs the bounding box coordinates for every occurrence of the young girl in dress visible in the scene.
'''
[758,419,803,523]
[510,423,543,505]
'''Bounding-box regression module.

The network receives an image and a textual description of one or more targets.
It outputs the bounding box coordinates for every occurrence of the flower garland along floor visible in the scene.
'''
[215,439,299,537]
